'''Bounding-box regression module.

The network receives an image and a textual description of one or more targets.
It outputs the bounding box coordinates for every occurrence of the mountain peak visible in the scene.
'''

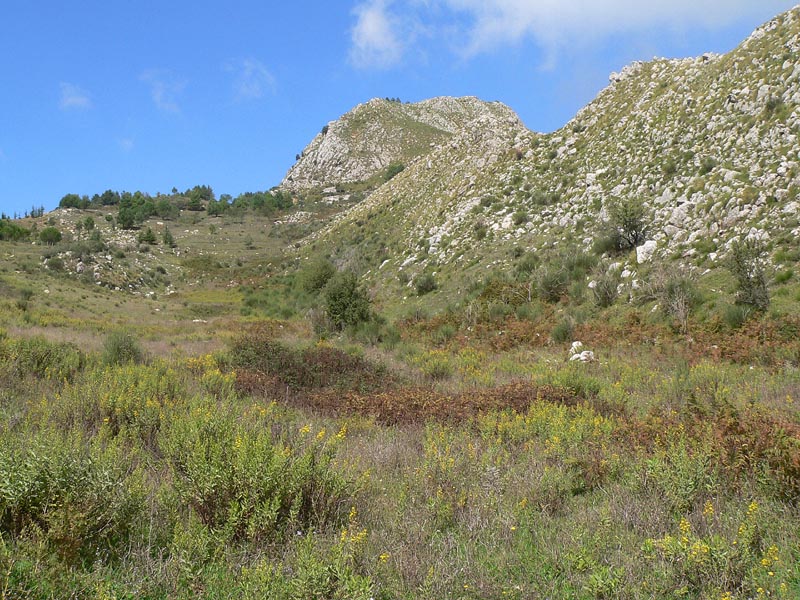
[280,96,525,193]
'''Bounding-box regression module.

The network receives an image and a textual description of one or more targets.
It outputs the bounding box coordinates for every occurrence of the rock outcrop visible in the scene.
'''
[280,96,524,192]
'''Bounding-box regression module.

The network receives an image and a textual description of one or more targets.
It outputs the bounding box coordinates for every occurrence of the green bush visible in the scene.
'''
[137,227,157,245]
[592,273,619,308]
[604,196,649,252]
[102,331,145,365]
[551,318,574,343]
[324,271,371,330]
[536,266,570,303]
[1,336,86,382]
[0,218,30,241]
[161,398,352,543]
[0,437,144,565]
[416,273,437,296]
[39,227,62,246]
[722,303,751,329]
[299,258,336,294]
[728,237,770,311]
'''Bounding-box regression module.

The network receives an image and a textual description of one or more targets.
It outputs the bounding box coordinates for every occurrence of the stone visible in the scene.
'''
[636,240,658,264]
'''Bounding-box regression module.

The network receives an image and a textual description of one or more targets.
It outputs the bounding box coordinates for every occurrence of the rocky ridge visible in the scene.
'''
[280,96,524,192]
[304,6,800,302]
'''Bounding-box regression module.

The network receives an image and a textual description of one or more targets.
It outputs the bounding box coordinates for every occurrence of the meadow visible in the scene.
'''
[0,207,799,599]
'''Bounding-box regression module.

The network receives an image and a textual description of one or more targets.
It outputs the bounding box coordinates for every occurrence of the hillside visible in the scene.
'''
[306,7,800,310]
[280,96,525,194]
[2,7,800,599]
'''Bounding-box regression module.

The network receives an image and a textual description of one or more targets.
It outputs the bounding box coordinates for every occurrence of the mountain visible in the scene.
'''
[280,96,525,193]
[299,6,800,307]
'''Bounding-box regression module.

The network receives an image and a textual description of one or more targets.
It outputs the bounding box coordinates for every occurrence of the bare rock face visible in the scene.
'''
[280,96,525,192]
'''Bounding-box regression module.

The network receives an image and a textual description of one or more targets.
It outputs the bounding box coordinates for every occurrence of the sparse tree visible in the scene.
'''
[39,226,62,246]
[324,271,371,330]
[607,196,648,251]
[162,227,176,248]
[729,236,770,311]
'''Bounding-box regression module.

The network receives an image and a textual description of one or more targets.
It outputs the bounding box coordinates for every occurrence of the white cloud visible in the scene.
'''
[59,82,92,110]
[349,0,405,69]
[226,58,276,100]
[140,69,187,113]
[440,0,796,55]
[348,0,795,66]
[118,138,134,152]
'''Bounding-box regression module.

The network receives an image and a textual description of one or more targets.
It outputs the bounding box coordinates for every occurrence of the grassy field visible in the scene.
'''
[1,207,799,599]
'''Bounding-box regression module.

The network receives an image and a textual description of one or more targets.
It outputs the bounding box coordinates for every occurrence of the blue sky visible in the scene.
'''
[1,0,796,217]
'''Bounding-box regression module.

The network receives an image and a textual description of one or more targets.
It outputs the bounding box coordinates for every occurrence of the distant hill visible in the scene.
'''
[280,96,525,193]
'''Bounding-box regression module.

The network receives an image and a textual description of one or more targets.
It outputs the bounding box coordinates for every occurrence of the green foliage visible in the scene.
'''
[230,334,388,393]
[117,206,136,229]
[161,398,351,544]
[0,436,145,565]
[59,193,89,209]
[38,227,62,246]
[163,226,176,248]
[102,331,145,366]
[137,226,157,245]
[324,271,372,330]
[729,237,770,311]
[604,196,649,252]
[416,273,437,296]
[155,197,180,220]
[550,318,574,343]
[721,303,751,329]
[299,258,336,294]
[413,349,454,380]
[383,162,405,181]
[0,218,30,241]
[536,265,570,303]
[699,156,717,175]
[0,336,86,381]
[592,272,620,308]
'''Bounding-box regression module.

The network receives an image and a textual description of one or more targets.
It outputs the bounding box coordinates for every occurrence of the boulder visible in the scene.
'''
[636,240,658,264]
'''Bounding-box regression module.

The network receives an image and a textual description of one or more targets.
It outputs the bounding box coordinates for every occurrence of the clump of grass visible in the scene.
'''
[102,331,145,365]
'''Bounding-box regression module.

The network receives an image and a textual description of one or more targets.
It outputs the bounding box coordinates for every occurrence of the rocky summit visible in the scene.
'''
[292,6,800,304]
[280,96,524,192]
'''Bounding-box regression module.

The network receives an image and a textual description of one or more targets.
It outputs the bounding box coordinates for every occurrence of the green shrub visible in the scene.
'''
[102,331,145,365]
[551,318,574,343]
[1,336,86,381]
[39,227,62,246]
[728,237,770,311]
[230,335,387,393]
[414,349,454,380]
[416,273,437,296]
[774,268,793,284]
[137,227,157,245]
[0,436,145,565]
[299,258,336,294]
[592,273,619,308]
[516,252,539,276]
[384,162,405,181]
[722,303,751,329]
[536,266,569,303]
[46,256,65,272]
[604,196,649,252]
[324,271,371,330]
[161,398,352,543]
[0,218,30,241]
